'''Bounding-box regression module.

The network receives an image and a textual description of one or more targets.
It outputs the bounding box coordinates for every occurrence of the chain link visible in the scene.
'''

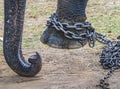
[96,33,112,46]
[47,13,120,89]
[97,41,120,89]
[47,14,96,48]
[96,67,116,89]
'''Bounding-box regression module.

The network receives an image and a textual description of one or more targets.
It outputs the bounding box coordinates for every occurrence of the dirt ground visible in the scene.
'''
[0,46,120,89]
[0,0,120,89]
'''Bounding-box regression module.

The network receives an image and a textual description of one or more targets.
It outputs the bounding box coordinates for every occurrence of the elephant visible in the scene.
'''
[4,0,42,77]
[4,0,89,76]
[40,0,89,49]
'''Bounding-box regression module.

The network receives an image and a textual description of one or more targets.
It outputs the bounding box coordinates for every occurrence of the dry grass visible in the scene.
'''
[0,0,120,52]
[0,1,120,89]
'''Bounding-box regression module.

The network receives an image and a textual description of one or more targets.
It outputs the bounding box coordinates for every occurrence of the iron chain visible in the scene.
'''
[47,13,120,89]
[97,41,120,89]
[47,14,96,47]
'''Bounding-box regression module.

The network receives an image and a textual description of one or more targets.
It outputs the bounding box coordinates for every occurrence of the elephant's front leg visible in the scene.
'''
[41,0,89,49]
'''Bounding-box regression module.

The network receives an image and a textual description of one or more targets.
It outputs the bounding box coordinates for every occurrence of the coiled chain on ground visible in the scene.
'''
[47,13,120,89]
[97,41,120,89]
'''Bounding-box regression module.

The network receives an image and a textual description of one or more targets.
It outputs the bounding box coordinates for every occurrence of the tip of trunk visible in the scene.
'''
[18,52,42,77]
[3,47,42,77]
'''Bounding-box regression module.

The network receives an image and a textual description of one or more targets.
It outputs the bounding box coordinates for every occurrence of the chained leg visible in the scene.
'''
[40,0,89,49]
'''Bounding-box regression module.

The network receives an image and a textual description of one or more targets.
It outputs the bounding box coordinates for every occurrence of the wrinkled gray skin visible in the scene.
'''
[4,0,42,77]
[41,0,88,49]
[3,0,88,77]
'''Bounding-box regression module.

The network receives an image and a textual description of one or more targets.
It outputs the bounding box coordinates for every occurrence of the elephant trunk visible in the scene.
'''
[3,0,42,77]
[56,0,88,22]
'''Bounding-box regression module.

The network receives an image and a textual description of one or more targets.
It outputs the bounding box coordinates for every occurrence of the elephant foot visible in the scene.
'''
[117,36,120,39]
[40,27,88,49]
[40,0,89,49]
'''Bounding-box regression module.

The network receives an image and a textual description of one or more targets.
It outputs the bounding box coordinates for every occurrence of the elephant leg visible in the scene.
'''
[41,0,89,49]
[4,0,42,77]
